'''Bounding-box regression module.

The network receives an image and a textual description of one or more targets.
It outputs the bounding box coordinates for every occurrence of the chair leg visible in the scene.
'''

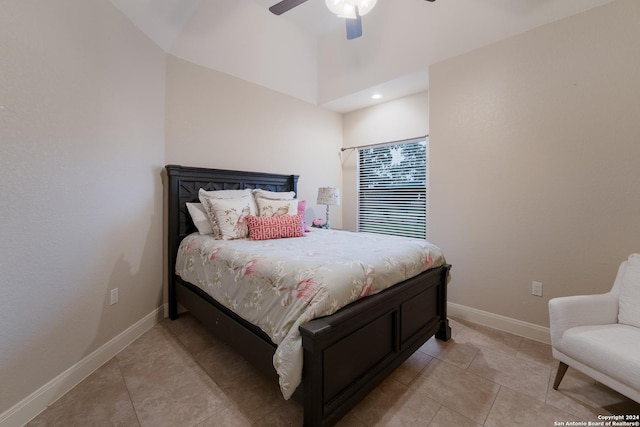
[553,362,569,390]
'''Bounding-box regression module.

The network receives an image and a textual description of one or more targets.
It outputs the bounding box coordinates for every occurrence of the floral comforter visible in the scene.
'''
[175,229,445,399]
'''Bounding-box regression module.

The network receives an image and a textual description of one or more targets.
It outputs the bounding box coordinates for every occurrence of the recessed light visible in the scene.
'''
[371,93,383,100]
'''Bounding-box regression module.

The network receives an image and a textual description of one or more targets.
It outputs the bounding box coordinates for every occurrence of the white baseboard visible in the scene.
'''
[0,305,167,427]
[448,302,551,344]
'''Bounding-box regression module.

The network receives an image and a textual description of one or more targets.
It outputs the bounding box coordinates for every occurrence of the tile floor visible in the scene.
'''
[28,315,640,426]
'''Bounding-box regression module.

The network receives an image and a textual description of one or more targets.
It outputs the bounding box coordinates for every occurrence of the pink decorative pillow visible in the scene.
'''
[297,200,310,232]
[246,214,305,240]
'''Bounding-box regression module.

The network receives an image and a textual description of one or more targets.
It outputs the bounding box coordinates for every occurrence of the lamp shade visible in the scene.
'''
[325,0,377,19]
[317,187,340,206]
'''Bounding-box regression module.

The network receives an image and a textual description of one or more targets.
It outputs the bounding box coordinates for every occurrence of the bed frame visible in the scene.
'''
[164,164,451,427]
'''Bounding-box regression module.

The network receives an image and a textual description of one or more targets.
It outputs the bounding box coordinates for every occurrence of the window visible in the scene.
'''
[357,137,427,239]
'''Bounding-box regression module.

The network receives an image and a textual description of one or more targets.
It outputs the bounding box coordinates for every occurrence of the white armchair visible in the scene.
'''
[548,255,640,403]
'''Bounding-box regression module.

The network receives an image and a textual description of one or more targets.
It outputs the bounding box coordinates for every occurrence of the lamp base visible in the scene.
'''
[325,205,330,229]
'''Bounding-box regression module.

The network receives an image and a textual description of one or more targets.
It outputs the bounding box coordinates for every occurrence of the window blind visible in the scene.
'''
[357,137,427,239]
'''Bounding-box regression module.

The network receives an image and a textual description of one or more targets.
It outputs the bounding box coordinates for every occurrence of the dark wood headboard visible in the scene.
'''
[164,164,299,317]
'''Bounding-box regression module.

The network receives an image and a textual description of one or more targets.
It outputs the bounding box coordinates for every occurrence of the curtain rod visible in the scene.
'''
[340,135,428,152]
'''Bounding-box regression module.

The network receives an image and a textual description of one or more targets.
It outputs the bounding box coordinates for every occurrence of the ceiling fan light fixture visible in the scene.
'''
[325,0,377,19]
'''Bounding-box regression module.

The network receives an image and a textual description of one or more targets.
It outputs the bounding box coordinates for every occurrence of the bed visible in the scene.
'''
[164,164,452,427]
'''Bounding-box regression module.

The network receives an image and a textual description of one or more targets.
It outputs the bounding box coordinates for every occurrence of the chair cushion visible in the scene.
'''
[619,254,640,328]
[561,324,640,391]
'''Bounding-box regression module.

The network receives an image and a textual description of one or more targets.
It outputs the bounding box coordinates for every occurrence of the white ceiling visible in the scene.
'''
[110,0,615,113]
[250,0,344,36]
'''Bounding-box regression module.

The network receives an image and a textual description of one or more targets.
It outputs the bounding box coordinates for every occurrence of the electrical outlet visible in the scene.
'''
[531,281,543,297]
[110,288,119,305]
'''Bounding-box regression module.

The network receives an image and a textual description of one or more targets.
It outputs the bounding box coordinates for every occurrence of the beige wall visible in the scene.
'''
[0,0,166,414]
[429,0,640,327]
[341,92,429,230]
[165,55,344,228]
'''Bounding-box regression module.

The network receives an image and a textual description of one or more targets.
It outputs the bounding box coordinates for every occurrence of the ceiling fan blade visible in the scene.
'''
[269,0,308,15]
[346,11,362,40]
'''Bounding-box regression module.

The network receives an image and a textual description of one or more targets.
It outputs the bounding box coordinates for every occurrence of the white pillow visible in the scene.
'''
[186,203,213,235]
[618,254,640,328]
[201,197,252,240]
[256,197,298,217]
[199,188,251,198]
[252,189,296,200]
[199,188,258,215]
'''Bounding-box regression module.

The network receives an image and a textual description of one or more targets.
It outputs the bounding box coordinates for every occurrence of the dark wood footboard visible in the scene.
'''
[300,263,450,426]
[164,165,451,427]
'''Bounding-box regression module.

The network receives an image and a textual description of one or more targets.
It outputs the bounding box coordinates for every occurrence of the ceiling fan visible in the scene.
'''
[269,0,436,40]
